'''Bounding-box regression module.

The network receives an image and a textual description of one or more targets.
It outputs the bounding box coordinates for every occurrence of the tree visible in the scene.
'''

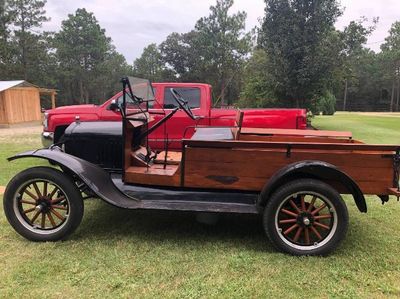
[194,0,251,105]
[340,18,377,110]
[258,0,342,108]
[159,0,251,105]
[133,43,169,82]
[381,21,400,111]
[0,0,13,77]
[239,49,276,108]
[91,50,132,103]
[0,0,10,41]
[160,31,203,82]
[6,0,49,80]
[54,8,115,104]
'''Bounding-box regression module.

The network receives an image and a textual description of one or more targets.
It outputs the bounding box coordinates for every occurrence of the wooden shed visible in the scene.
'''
[0,81,56,126]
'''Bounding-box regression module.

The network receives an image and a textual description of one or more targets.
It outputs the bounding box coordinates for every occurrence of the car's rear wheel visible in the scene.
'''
[263,179,348,256]
[3,167,84,241]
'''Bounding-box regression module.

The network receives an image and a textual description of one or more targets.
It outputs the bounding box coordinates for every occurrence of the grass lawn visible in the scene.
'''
[312,112,400,144]
[0,114,400,298]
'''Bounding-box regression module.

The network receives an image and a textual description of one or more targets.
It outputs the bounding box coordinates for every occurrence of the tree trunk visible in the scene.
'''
[22,37,27,80]
[219,78,225,106]
[20,24,27,80]
[396,74,400,112]
[390,78,395,112]
[85,88,89,104]
[79,80,84,104]
[343,79,348,111]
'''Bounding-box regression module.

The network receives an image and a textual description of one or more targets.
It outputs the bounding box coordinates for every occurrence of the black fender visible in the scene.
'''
[8,148,140,209]
[258,160,367,213]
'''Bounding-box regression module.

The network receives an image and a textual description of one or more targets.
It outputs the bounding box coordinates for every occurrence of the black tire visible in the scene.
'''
[263,179,348,256]
[3,166,84,241]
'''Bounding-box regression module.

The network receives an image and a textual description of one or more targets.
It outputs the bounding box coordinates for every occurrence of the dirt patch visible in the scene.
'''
[0,124,42,137]
[0,186,5,195]
[0,124,42,144]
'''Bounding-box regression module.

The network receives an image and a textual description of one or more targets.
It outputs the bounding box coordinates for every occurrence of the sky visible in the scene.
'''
[41,0,400,63]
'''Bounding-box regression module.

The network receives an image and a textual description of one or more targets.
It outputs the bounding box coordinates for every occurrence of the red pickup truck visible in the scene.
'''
[42,82,307,150]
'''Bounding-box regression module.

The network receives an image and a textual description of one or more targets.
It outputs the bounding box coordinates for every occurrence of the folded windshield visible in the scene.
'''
[127,77,155,102]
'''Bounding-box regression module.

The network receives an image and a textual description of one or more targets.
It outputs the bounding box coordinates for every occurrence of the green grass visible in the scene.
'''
[0,114,400,298]
[312,112,400,144]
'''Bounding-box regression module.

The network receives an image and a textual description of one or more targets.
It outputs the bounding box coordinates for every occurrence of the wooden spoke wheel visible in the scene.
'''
[264,179,349,256]
[4,167,84,241]
[276,193,335,247]
[16,180,69,231]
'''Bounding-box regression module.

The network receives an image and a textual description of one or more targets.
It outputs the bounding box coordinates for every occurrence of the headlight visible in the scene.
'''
[43,112,49,130]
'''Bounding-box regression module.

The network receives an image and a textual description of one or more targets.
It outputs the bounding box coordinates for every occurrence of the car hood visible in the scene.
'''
[46,104,99,115]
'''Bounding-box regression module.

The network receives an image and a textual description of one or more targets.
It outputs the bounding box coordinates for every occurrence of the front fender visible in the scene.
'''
[259,160,367,213]
[8,148,139,208]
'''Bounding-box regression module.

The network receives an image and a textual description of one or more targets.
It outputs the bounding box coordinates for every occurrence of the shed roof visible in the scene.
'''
[0,80,38,93]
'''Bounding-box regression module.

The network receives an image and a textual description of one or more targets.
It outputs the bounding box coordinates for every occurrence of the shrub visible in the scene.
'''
[316,91,336,115]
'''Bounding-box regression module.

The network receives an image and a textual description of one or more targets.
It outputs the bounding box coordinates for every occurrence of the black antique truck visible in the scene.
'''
[3,77,400,256]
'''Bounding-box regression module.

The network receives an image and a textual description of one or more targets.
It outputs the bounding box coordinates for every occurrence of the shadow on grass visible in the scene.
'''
[70,199,386,257]
[74,199,271,252]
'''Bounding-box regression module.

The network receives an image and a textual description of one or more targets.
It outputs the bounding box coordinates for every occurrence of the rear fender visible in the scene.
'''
[259,160,367,213]
[8,148,139,209]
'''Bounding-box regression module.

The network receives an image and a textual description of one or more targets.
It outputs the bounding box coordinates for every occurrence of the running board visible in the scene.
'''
[109,174,260,214]
[139,200,259,214]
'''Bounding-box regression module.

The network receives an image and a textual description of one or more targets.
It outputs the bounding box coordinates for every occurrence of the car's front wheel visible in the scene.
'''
[3,167,84,241]
[263,179,349,256]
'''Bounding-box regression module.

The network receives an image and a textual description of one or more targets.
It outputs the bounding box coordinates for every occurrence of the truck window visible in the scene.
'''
[116,87,156,108]
[164,87,200,109]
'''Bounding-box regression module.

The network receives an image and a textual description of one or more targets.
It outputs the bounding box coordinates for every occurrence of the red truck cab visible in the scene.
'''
[42,82,307,150]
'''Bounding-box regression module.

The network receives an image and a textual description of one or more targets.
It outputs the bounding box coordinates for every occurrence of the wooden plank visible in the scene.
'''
[358,183,393,195]
[184,174,265,191]
[154,151,182,165]
[185,147,394,168]
[184,139,400,152]
[183,146,395,195]
[184,173,393,195]
[238,135,362,144]
[0,91,7,124]
[4,88,41,124]
[185,160,392,182]
[124,165,181,187]
[240,128,353,138]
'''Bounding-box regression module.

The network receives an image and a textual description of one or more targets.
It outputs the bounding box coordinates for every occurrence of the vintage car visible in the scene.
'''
[3,77,400,256]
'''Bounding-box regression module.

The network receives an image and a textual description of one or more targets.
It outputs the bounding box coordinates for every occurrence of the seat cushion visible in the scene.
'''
[191,127,234,141]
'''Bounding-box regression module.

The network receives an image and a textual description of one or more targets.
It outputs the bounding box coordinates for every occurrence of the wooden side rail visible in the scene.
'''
[183,139,400,153]
[239,128,353,139]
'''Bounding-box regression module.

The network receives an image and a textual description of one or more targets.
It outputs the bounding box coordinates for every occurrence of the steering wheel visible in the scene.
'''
[169,88,198,120]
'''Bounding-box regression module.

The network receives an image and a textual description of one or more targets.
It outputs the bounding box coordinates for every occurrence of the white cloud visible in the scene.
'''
[41,0,399,62]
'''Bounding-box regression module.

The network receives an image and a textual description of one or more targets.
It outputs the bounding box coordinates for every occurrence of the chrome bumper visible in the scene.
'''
[41,132,54,148]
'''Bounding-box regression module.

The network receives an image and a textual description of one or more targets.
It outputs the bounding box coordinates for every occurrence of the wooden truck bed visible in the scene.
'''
[124,125,400,197]
[183,140,398,195]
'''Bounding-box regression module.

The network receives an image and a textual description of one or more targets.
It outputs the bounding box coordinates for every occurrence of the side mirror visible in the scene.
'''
[108,99,119,111]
